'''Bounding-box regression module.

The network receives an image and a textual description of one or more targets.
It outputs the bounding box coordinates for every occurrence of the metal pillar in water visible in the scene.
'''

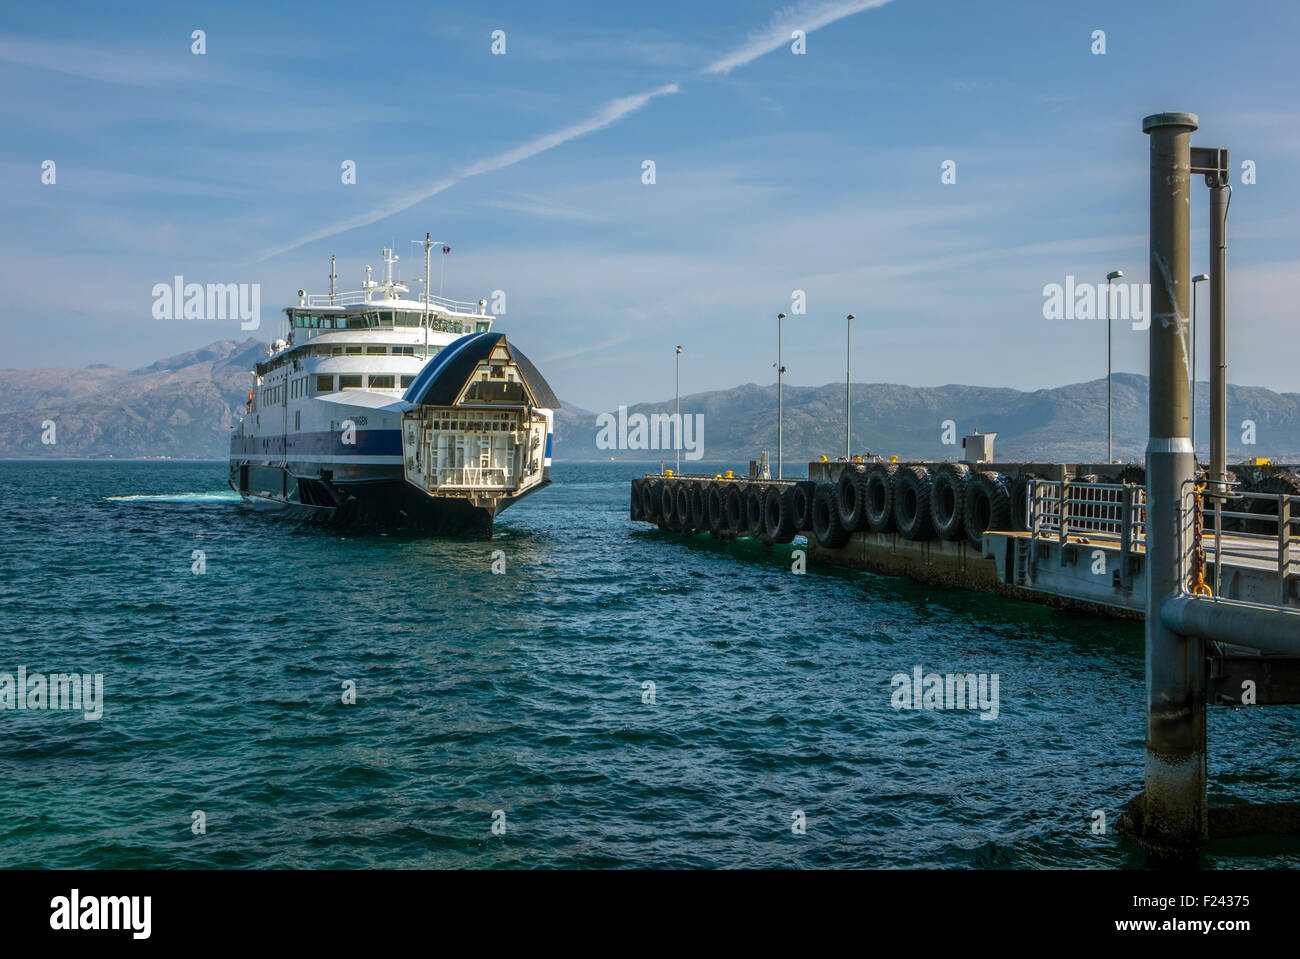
[1140,112,1207,853]
[1209,172,1228,493]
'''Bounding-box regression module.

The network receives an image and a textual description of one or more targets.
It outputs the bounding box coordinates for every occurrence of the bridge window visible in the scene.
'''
[400,375,415,388]
[368,374,395,389]
[338,374,362,389]
[366,346,386,355]
[315,375,334,393]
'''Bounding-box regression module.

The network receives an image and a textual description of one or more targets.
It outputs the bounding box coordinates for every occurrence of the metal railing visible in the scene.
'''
[1026,478,1147,586]
[304,289,485,314]
[1181,478,1298,607]
[1029,479,1147,549]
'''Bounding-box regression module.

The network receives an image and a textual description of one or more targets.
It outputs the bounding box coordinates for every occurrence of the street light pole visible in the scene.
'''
[846,314,855,459]
[1105,269,1124,462]
[777,313,786,479]
[1191,273,1209,460]
[675,345,682,474]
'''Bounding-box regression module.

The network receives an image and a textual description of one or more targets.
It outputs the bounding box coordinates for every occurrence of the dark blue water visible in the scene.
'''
[0,460,1296,868]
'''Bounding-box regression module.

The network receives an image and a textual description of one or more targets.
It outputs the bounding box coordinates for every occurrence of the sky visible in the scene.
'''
[2,0,1298,412]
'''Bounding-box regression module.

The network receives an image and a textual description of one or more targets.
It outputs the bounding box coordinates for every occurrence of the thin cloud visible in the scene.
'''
[262,0,899,259]
[702,0,897,75]
[261,84,679,260]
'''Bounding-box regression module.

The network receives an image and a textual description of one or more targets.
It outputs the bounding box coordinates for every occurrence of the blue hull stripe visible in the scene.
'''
[231,429,403,457]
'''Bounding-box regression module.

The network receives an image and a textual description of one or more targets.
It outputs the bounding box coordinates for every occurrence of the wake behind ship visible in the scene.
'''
[229,245,559,537]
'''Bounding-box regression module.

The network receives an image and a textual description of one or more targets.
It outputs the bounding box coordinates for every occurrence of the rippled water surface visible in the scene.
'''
[1,460,1297,869]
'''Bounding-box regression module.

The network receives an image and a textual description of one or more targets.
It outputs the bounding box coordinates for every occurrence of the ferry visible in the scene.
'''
[229,240,559,537]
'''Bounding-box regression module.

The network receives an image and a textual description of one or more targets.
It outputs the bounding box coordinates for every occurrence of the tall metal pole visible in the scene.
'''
[1191,274,1208,457]
[1140,111,1206,854]
[777,312,786,479]
[675,345,682,474]
[1106,276,1113,463]
[846,314,854,459]
[424,234,431,359]
[1209,174,1229,493]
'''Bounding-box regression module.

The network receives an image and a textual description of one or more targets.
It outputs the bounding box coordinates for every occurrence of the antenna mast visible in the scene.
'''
[329,255,337,305]
[424,233,431,358]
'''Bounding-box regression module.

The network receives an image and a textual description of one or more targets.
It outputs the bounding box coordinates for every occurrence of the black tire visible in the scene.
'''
[812,483,850,548]
[836,465,868,532]
[764,485,797,543]
[965,471,1012,548]
[1118,465,1146,487]
[688,483,706,531]
[1241,473,1300,536]
[864,463,898,533]
[706,483,726,535]
[642,480,661,523]
[724,484,746,533]
[660,481,678,530]
[630,478,644,521]
[791,481,815,532]
[675,483,694,532]
[744,485,765,537]
[1010,472,1037,533]
[893,466,935,541]
[930,463,969,540]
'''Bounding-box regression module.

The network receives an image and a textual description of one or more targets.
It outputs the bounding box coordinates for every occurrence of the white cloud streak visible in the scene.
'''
[702,0,897,75]
[263,0,897,259]
[260,84,679,260]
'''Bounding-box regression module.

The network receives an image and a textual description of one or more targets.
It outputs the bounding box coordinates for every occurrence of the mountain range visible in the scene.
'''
[2,338,1297,464]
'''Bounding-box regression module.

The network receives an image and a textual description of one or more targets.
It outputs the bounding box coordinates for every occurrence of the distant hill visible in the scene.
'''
[2,339,1297,463]
[0,339,266,459]
[553,375,1300,464]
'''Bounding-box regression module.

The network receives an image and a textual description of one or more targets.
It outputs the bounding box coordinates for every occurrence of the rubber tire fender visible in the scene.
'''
[791,481,815,533]
[642,480,661,523]
[964,471,1012,548]
[811,482,850,548]
[724,484,746,534]
[706,483,727,535]
[864,463,898,533]
[630,478,644,522]
[893,466,936,541]
[836,465,868,532]
[675,483,694,532]
[764,485,797,543]
[744,484,765,537]
[688,482,707,532]
[930,463,969,541]
[660,481,678,530]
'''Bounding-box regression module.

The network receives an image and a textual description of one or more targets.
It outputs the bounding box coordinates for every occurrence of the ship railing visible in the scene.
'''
[1029,478,1146,551]
[430,466,514,492]
[304,290,485,314]
[1179,478,1299,607]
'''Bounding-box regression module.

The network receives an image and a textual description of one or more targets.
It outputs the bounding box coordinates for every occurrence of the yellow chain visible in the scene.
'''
[1191,480,1213,596]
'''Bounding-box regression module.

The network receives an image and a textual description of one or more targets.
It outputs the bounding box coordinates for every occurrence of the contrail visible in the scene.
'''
[703,0,897,75]
[263,0,897,260]
[261,84,679,260]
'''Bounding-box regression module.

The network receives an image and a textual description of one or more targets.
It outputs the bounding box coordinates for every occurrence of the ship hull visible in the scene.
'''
[229,464,551,537]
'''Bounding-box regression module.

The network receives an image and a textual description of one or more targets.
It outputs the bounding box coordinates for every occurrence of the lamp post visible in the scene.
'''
[1191,272,1209,459]
[777,313,786,479]
[846,314,855,459]
[1105,269,1124,462]
[674,345,682,475]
